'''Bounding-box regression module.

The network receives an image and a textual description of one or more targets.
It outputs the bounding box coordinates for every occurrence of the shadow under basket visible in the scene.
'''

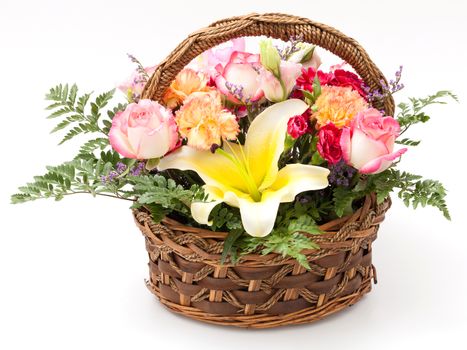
[133,12,395,328]
[133,194,390,328]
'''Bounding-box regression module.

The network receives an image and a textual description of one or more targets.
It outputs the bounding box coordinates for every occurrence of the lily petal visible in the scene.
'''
[245,99,309,191]
[157,146,249,193]
[223,191,281,237]
[191,200,222,226]
[266,163,330,202]
[221,164,329,237]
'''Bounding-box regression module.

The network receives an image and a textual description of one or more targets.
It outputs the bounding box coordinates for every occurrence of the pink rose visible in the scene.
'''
[198,38,246,78]
[118,65,156,102]
[287,114,309,139]
[259,61,302,102]
[109,99,178,159]
[340,108,407,174]
[214,51,263,104]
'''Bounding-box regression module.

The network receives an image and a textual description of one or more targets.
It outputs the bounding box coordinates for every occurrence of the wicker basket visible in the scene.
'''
[135,13,394,328]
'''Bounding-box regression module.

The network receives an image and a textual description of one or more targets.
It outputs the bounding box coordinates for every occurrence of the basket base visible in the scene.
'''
[146,276,373,329]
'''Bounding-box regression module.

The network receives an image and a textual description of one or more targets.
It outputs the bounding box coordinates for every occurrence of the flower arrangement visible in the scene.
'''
[12,35,456,269]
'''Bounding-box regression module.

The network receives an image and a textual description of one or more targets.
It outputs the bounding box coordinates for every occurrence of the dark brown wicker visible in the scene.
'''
[134,195,390,328]
[136,13,393,328]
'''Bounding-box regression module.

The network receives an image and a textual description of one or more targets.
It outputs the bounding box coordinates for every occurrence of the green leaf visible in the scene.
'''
[365,169,450,219]
[42,85,124,161]
[297,44,315,63]
[47,107,74,119]
[397,90,458,134]
[311,152,325,165]
[145,158,160,171]
[287,214,321,235]
[312,73,321,98]
[333,187,362,217]
[396,138,421,146]
[130,174,203,218]
[75,138,109,159]
[76,93,91,114]
[259,39,281,78]
[11,157,133,204]
[221,229,244,265]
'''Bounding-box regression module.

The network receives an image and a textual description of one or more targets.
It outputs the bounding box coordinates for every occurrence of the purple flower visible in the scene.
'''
[365,65,404,104]
[116,162,127,173]
[328,161,357,188]
[225,81,244,101]
[130,162,145,176]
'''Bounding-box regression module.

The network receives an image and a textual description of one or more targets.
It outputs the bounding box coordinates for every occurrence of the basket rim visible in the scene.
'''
[133,193,391,267]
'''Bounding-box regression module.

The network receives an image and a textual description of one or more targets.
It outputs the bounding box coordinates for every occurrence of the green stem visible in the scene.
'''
[67,190,136,202]
[246,104,254,124]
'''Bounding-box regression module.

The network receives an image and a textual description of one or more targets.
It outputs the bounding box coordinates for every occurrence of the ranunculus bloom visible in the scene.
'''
[162,68,211,109]
[109,99,179,159]
[214,51,263,104]
[118,65,156,102]
[317,123,343,164]
[259,61,302,102]
[287,114,309,139]
[340,108,407,174]
[313,86,368,128]
[176,90,239,150]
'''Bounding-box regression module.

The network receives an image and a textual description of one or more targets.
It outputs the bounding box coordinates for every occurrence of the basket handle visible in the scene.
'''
[142,13,394,115]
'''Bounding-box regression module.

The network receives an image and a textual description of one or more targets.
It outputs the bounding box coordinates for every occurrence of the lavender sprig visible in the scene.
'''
[127,53,150,81]
[365,65,405,104]
[277,34,304,60]
[225,81,244,102]
[101,161,146,184]
[130,162,145,176]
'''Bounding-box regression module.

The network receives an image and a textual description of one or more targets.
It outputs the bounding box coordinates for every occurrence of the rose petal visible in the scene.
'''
[340,127,352,164]
[349,129,388,169]
[359,148,408,174]
[109,112,137,159]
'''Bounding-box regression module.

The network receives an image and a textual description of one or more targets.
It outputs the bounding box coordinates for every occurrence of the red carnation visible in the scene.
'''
[296,67,332,92]
[294,67,367,100]
[287,114,310,139]
[317,123,343,164]
[332,69,366,98]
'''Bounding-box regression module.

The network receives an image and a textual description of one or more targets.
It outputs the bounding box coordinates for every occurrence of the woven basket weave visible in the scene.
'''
[135,13,394,328]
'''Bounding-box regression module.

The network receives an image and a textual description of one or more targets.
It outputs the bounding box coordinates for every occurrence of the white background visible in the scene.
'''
[1,0,466,349]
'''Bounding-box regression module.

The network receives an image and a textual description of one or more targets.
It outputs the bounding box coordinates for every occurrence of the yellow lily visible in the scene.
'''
[158,99,330,237]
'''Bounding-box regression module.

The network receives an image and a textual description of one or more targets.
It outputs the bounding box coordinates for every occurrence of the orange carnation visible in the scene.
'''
[313,86,368,128]
[175,91,239,150]
[162,68,211,109]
